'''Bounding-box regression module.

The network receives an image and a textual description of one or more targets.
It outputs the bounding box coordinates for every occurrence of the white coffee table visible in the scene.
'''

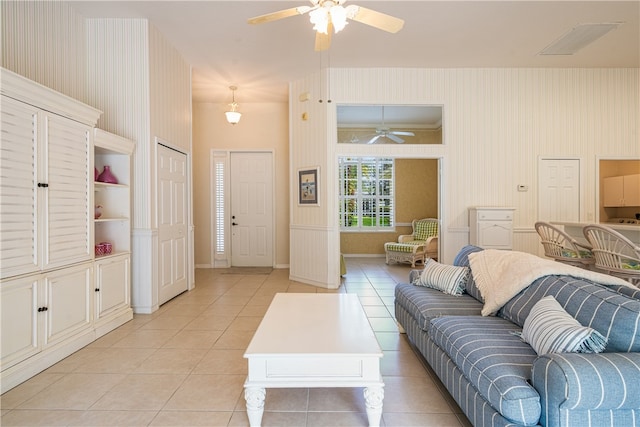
[243,293,384,427]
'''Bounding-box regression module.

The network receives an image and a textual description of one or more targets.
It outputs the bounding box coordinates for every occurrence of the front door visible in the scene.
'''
[158,144,188,305]
[230,152,274,267]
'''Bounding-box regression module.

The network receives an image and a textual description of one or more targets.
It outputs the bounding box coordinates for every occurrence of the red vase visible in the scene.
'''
[97,165,118,184]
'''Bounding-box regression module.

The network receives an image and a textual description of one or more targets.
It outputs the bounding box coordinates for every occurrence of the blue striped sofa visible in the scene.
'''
[395,245,640,427]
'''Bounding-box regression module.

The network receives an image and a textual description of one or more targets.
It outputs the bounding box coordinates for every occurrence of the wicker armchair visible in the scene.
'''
[534,221,595,269]
[583,224,640,286]
[384,218,438,267]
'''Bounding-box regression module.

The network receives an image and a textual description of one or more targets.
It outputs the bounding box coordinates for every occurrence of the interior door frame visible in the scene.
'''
[209,149,276,268]
[155,138,194,296]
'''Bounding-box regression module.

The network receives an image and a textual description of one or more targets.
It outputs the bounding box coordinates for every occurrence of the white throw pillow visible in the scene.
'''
[521,295,607,355]
[413,259,469,296]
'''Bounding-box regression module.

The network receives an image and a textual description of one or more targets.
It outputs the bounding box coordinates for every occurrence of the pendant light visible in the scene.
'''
[225,85,242,125]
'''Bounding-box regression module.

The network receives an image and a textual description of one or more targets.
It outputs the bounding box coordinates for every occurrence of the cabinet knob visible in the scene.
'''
[37,306,48,312]
[95,288,100,292]
[37,183,49,188]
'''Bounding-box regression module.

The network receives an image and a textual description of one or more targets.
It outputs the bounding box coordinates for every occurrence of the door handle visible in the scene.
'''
[232,222,238,226]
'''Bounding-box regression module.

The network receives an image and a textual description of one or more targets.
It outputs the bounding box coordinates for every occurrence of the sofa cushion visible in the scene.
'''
[394,283,482,331]
[429,316,541,426]
[500,275,640,352]
[452,245,484,302]
[521,295,607,355]
[413,259,469,295]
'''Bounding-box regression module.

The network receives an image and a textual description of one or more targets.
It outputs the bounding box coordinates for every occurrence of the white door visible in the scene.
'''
[538,159,581,223]
[158,144,188,305]
[230,152,273,267]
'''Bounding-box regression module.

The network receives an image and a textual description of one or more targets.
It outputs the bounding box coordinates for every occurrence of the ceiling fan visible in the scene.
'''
[365,107,415,144]
[247,0,404,51]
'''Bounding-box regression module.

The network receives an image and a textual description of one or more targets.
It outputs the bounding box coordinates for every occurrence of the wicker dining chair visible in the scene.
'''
[534,221,595,269]
[583,224,640,286]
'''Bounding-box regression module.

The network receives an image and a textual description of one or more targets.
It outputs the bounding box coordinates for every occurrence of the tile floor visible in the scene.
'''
[1,258,472,427]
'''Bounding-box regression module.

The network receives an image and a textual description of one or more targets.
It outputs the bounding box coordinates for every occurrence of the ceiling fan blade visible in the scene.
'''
[367,135,383,144]
[315,22,332,51]
[346,5,404,33]
[386,133,405,144]
[390,131,415,136]
[248,6,312,25]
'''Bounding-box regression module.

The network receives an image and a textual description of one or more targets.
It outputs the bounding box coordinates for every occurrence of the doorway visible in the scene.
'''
[157,144,189,305]
[229,152,274,267]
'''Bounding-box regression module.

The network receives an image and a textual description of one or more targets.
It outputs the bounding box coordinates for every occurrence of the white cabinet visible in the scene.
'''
[469,207,515,250]
[93,129,134,337]
[1,262,93,375]
[0,96,94,279]
[604,174,640,207]
[0,68,101,393]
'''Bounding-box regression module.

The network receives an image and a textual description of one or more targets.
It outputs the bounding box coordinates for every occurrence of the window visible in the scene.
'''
[339,157,394,230]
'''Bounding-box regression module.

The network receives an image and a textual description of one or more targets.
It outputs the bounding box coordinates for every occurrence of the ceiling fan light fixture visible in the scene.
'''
[309,2,348,35]
[225,86,242,125]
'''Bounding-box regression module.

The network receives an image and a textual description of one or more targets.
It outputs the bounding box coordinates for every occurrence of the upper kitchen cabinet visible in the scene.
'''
[604,174,640,207]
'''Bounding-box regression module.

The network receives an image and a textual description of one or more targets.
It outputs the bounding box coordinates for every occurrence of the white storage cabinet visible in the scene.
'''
[469,207,515,250]
[93,129,134,336]
[0,68,103,393]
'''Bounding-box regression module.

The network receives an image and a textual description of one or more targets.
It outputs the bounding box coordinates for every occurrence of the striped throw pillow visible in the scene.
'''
[521,295,607,355]
[412,258,469,296]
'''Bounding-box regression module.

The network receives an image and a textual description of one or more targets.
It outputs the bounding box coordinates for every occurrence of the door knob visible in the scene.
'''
[232,222,238,226]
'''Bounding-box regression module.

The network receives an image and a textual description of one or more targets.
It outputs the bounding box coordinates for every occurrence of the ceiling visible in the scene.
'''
[67,1,639,104]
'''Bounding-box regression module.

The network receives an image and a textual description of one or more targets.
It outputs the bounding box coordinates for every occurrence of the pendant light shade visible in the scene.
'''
[225,86,242,124]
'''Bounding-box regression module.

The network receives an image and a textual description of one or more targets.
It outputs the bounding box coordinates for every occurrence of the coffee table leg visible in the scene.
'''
[364,386,384,427]
[244,387,266,427]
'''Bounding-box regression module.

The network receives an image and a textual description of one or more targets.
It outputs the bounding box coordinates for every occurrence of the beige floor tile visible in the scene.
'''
[227,316,263,331]
[306,411,370,427]
[164,374,245,411]
[381,350,431,377]
[238,304,269,317]
[133,348,207,374]
[91,374,186,410]
[308,387,365,412]
[161,329,223,349]
[1,409,84,426]
[0,374,64,409]
[383,412,465,426]
[375,332,410,351]
[368,317,401,332]
[139,315,194,330]
[70,409,159,426]
[18,373,126,410]
[150,410,232,426]
[363,305,393,317]
[111,329,178,349]
[212,329,255,350]
[358,295,385,306]
[381,376,453,413]
[185,314,236,330]
[262,388,309,411]
[73,348,156,373]
[193,349,247,375]
[86,328,134,348]
[201,304,245,317]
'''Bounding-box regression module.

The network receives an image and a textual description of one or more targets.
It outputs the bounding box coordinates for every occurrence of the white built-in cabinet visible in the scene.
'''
[603,174,640,207]
[469,207,515,250]
[0,68,132,393]
[93,129,134,336]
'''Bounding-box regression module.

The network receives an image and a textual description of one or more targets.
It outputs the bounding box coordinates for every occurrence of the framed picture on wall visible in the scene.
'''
[298,167,319,205]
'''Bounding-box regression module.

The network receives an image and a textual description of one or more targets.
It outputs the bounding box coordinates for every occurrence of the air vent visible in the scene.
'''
[539,22,623,55]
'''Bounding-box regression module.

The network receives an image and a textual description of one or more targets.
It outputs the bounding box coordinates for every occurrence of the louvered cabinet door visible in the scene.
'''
[43,114,92,270]
[0,96,39,279]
